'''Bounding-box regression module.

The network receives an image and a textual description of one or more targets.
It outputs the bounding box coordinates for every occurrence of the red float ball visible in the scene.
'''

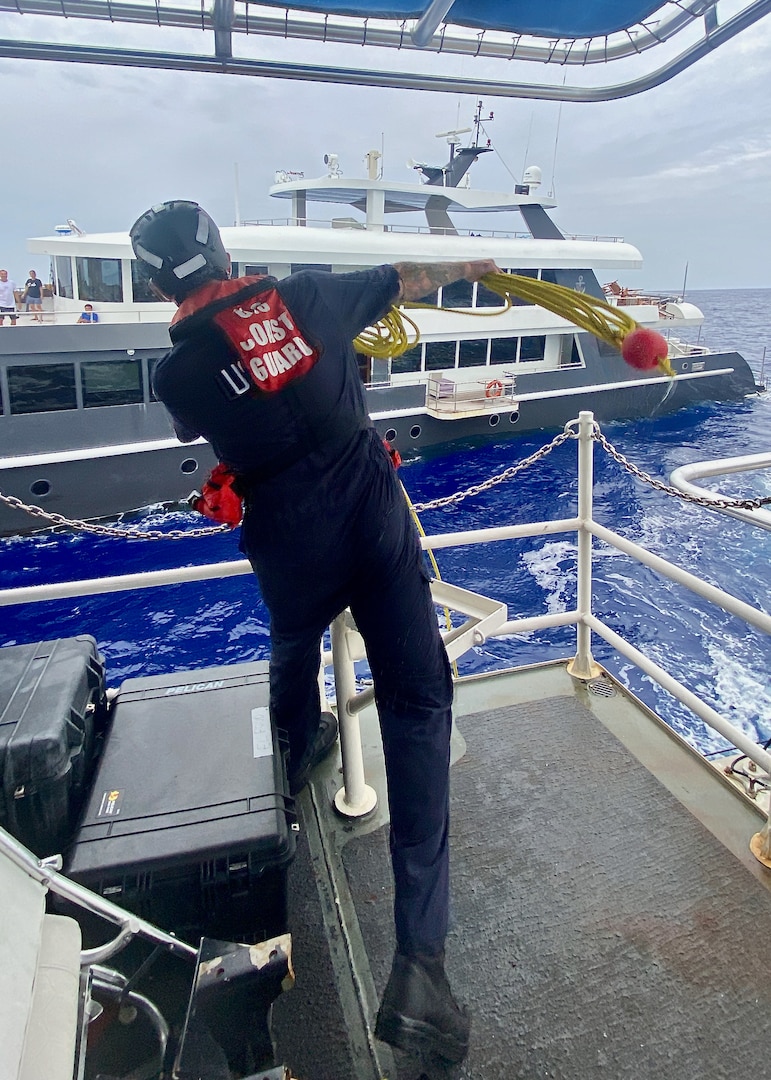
[621,327,669,370]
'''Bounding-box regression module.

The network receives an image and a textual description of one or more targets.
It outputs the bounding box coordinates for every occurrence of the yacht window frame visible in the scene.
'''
[131,259,159,303]
[75,256,124,304]
[458,338,490,368]
[80,358,144,408]
[54,255,74,299]
[7,362,79,415]
[424,339,459,371]
[489,336,521,366]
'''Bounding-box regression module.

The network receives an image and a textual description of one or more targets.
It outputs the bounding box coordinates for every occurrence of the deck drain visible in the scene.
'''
[586,678,617,698]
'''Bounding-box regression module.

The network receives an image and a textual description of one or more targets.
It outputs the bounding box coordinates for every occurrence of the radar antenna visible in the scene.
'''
[434,127,472,139]
[472,99,495,149]
[434,126,471,161]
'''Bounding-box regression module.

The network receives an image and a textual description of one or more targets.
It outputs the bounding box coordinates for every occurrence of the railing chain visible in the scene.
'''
[1,417,768,537]
[0,492,229,540]
[592,426,771,512]
[410,426,576,511]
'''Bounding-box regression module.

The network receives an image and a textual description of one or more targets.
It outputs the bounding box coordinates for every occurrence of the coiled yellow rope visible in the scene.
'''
[365,271,673,640]
[353,270,674,376]
[480,271,637,351]
[353,306,421,359]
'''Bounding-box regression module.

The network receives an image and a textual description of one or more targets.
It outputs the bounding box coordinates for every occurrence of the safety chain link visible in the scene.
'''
[2,419,768,536]
[410,427,575,512]
[0,492,230,540]
[592,426,771,512]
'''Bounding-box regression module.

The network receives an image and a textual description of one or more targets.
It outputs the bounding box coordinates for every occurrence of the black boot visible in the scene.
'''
[374,951,471,1064]
[287,712,338,795]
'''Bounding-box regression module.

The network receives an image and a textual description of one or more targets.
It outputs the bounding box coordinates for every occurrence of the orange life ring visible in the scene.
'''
[485,379,504,399]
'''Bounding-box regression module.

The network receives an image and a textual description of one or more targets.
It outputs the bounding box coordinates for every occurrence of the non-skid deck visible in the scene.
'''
[270,662,771,1080]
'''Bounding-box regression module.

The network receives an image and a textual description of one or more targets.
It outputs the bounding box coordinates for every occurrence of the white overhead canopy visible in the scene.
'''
[0,0,769,100]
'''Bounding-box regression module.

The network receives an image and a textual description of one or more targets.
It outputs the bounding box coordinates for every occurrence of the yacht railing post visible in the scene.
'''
[567,411,602,680]
[330,613,378,819]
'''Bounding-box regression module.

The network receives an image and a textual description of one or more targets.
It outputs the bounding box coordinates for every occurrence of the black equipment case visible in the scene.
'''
[66,660,297,945]
[0,636,106,857]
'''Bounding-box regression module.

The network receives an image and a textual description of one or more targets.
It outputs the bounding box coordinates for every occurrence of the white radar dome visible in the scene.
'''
[522,166,542,191]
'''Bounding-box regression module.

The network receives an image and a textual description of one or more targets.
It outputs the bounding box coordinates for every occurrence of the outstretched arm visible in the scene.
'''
[393,259,501,303]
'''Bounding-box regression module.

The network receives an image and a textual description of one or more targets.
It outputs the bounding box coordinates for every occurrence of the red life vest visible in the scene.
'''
[172,276,320,394]
[174,277,323,526]
[172,275,390,524]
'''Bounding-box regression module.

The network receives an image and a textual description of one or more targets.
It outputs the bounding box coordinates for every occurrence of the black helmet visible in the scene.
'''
[130,200,229,299]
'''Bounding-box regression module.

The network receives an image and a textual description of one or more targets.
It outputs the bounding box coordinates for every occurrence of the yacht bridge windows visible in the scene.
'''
[389,333,581,378]
[54,256,74,299]
[413,268,541,311]
[131,260,157,303]
[65,255,562,312]
[76,258,123,304]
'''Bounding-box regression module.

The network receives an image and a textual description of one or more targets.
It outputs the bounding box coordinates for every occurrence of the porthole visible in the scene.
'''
[384,428,397,442]
[180,458,199,475]
[681,362,689,371]
[489,415,500,428]
[410,425,421,439]
[30,479,51,497]
[509,411,520,425]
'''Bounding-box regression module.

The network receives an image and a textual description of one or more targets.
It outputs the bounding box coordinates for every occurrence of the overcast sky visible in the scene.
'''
[1,6,770,292]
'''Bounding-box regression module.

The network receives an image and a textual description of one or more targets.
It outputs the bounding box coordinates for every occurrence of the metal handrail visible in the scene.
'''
[2,0,770,103]
[0,826,198,967]
[0,1,769,102]
[670,453,771,532]
[1,413,769,833]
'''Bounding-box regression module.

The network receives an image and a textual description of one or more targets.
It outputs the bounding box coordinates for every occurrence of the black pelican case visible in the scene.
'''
[65,660,297,946]
[0,635,107,857]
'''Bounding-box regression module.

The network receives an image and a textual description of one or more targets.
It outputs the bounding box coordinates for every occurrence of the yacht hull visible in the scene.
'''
[0,341,757,536]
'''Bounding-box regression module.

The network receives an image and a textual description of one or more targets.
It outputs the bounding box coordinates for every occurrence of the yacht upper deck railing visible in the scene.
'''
[2,412,770,856]
[239,216,624,243]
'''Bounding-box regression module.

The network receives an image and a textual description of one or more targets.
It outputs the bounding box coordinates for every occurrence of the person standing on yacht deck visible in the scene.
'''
[0,270,18,325]
[23,270,44,321]
[131,199,498,1068]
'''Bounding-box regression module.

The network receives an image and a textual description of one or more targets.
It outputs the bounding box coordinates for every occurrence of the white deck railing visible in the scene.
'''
[2,412,770,847]
[670,452,771,532]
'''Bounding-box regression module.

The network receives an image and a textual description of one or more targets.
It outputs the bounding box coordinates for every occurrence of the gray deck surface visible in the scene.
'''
[271,689,771,1080]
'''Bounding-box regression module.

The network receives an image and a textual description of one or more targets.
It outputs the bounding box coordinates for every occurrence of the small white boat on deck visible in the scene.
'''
[0,106,762,535]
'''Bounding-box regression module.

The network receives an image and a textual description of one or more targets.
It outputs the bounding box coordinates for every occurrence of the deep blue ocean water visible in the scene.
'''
[2,288,769,757]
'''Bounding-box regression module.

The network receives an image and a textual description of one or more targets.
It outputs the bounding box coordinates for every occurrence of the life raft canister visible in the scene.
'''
[485,379,504,398]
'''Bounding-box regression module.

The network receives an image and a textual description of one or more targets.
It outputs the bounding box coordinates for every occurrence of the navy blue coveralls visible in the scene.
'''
[153,266,454,956]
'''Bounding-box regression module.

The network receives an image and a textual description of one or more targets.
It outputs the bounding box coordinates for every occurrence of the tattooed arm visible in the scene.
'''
[393,260,501,303]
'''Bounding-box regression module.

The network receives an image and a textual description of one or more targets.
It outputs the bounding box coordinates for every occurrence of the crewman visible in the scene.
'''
[131,199,499,1066]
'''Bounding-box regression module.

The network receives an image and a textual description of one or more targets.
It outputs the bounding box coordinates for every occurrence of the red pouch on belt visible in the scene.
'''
[383,439,402,469]
[188,463,244,527]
